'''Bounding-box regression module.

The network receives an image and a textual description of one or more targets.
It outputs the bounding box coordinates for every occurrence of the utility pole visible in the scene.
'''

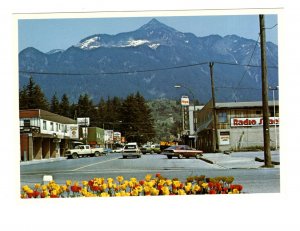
[209,62,219,152]
[259,15,273,167]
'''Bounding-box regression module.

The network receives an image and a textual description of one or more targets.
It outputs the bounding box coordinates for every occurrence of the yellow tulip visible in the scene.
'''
[192,185,201,193]
[201,183,208,188]
[150,188,159,196]
[178,189,186,195]
[34,183,41,189]
[144,185,150,193]
[162,186,170,195]
[61,185,68,192]
[145,174,152,182]
[232,189,240,194]
[66,180,72,186]
[100,192,110,197]
[131,188,139,196]
[166,179,172,186]
[107,178,114,183]
[116,176,124,183]
[82,181,88,186]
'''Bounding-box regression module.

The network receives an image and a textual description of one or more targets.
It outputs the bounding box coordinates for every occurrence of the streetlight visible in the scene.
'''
[269,86,279,150]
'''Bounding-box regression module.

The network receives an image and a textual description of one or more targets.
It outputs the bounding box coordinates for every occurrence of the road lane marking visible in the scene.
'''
[71,157,120,171]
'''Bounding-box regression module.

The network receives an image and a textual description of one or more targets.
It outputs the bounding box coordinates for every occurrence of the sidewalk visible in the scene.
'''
[201,151,280,169]
[20,157,67,166]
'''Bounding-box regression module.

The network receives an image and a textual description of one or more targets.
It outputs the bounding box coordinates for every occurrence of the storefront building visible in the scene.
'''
[87,127,105,147]
[195,100,279,152]
[20,109,79,161]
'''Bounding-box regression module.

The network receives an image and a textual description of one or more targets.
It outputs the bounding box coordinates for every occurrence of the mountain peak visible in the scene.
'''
[138,18,176,32]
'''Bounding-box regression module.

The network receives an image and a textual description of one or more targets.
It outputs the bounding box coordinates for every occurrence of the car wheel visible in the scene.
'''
[72,153,78,159]
[195,154,201,159]
[167,155,172,159]
[178,154,184,159]
[123,156,127,159]
[94,151,100,157]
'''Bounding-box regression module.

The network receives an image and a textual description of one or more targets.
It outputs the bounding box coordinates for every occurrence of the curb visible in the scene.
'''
[199,157,215,164]
[20,157,67,166]
[254,157,280,165]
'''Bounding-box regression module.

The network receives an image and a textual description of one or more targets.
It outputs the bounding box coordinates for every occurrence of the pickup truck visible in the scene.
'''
[65,145,105,159]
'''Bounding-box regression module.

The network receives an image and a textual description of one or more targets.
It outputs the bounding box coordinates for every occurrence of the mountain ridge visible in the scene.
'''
[19,18,278,103]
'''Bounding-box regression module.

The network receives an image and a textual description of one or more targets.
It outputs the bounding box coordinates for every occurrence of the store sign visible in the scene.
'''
[77,117,90,126]
[105,130,114,144]
[181,96,189,106]
[231,117,279,127]
[69,125,79,139]
[219,131,230,145]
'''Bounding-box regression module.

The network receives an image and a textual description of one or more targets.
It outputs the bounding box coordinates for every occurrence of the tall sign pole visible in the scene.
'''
[209,62,219,152]
[259,15,273,167]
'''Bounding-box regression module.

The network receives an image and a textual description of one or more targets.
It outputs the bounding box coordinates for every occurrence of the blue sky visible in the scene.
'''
[18,14,278,53]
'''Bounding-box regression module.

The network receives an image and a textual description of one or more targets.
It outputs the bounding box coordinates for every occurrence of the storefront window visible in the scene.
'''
[218,112,227,123]
[43,121,47,130]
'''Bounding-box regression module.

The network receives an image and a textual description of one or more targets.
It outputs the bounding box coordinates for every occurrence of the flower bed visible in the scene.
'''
[21,173,243,198]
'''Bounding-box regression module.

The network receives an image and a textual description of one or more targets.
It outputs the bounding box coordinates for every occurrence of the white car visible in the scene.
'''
[122,142,141,159]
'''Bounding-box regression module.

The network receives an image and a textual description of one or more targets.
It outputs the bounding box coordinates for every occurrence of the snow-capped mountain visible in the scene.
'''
[19,18,278,103]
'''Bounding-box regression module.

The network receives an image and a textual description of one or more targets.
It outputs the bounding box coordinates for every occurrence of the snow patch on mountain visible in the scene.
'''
[77,36,101,49]
[127,39,149,47]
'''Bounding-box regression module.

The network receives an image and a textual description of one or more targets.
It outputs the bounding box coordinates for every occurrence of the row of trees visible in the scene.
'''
[19,77,156,144]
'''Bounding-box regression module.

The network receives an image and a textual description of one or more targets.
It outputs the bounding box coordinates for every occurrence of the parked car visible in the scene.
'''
[112,147,123,153]
[162,145,203,159]
[122,142,141,159]
[140,144,161,154]
[103,148,113,154]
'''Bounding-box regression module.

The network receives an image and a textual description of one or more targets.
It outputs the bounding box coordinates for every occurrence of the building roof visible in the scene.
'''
[215,100,279,109]
[19,109,76,124]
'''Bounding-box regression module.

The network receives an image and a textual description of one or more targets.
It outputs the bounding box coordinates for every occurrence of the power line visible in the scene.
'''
[214,61,278,69]
[215,86,261,90]
[19,61,209,76]
[264,24,278,30]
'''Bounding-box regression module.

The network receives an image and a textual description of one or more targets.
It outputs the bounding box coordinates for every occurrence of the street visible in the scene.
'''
[20,151,280,194]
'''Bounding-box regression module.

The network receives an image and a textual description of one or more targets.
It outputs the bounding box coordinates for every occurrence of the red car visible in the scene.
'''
[162,145,203,159]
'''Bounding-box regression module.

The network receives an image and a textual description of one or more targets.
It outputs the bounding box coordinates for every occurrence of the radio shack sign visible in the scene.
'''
[231,117,279,127]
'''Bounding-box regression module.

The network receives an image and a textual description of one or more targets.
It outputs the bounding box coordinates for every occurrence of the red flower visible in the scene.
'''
[71,185,82,193]
[139,180,145,185]
[88,180,94,187]
[32,190,40,198]
[209,189,217,194]
[230,184,243,191]
[156,173,161,178]
[91,185,100,191]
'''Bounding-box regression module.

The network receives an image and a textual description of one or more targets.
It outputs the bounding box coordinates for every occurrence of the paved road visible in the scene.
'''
[20,151,280,194]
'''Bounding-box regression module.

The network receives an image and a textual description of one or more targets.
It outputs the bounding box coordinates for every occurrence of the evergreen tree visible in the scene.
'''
[19,76,49,110]
[59,94,71,118]
[120,92,155,144]
[50,93,60,114]
[76,93,97,126]
[96,97,106,128]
